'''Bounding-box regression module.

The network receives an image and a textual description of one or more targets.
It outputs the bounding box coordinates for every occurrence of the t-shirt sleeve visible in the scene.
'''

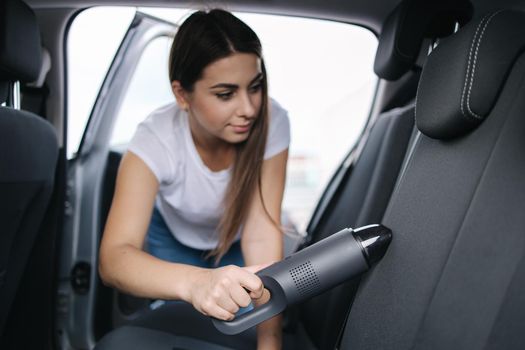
[127,123,174,185]
[264,99,291,159]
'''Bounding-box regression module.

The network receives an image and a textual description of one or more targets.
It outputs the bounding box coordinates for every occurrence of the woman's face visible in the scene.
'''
[177,52,263,146]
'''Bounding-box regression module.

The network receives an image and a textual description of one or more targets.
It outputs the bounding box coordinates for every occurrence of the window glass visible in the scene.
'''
[68,7,377,234]
[237,13,377,233]
[67,7,135,158]
[110,36,174,147]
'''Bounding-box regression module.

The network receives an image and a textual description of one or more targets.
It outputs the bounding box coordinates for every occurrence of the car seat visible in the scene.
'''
[0,0,58,343]
[341,8,525,349]
[94,0,467,348]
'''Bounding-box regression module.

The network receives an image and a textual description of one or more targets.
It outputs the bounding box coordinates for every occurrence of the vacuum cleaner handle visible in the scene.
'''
[211,275,287,335]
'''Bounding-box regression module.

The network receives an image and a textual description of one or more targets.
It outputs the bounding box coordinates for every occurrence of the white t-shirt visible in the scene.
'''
[128,99,290,250]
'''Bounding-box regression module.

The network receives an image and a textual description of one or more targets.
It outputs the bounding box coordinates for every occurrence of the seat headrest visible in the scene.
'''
[374,0,473,80]
[0,0,42,83]
[416,10,525,139]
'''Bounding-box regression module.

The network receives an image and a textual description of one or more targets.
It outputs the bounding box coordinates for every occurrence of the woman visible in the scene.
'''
[99,9,289,350]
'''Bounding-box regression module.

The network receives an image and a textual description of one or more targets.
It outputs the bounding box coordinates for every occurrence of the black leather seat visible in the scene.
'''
[0,0,58,341]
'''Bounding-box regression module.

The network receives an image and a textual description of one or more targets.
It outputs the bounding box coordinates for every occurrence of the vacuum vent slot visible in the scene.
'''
[289,261,321,297]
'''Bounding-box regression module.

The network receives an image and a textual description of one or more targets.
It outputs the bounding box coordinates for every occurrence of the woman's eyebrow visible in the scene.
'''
[209,73,263,89]
[249,73,263,84]
[210,83,238,89]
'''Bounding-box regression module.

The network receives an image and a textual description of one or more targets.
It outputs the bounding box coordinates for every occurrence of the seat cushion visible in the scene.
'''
[96,302,257,350]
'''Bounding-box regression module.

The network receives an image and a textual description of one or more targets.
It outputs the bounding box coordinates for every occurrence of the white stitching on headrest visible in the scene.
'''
[466,9,505,120]
[461,12,491,119]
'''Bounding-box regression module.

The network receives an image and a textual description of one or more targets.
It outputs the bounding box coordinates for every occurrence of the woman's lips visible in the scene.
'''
[230,124,252,133]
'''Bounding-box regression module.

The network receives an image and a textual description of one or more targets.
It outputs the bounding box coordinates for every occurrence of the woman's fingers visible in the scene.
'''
[216,292,240,315]
[255,287,271,305]
[205,302,235,321]
[230,284,252,308]
[240,264,271,299]
[191,264,274,320]
[242,262,273,274]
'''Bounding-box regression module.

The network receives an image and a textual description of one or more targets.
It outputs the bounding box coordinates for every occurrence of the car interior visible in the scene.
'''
[2,0,525,349]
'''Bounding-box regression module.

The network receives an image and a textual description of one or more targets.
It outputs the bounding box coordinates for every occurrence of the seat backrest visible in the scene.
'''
[341,9,525,349]
[300,104,415,350]
[0,0,58,338]
[299,1,475,348]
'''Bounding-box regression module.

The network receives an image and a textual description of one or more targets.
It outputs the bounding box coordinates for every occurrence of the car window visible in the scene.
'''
[66,7,135,159]
[67,7,378,235]
[110,36,174,147]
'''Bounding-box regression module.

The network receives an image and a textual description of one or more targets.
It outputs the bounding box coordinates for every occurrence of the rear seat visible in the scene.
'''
[296,103,415,349]
[97,101,414,349]
[95,102,416,350]
[279,1,472,348]
[95,106,417,350]
[341,8,525,349]
[95,2,473,349]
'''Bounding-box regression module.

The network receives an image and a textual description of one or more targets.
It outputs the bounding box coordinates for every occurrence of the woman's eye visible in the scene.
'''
[249,83,262,93]
[216,91,234,100]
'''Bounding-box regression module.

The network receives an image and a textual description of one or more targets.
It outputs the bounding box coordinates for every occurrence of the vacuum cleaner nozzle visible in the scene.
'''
[353,224,393,266]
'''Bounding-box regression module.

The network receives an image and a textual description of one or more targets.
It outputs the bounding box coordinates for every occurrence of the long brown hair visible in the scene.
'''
[168,9,271,263]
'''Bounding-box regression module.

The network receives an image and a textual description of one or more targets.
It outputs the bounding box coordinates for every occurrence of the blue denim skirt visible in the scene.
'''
[146,207,245,268]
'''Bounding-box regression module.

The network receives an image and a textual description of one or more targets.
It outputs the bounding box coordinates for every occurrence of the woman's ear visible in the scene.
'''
[171,81,189,110]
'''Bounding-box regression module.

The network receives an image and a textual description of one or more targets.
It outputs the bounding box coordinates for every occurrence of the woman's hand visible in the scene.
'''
[186,264,268,320]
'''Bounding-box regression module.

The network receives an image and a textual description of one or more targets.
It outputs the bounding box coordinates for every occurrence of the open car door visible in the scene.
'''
[56,11,177,350]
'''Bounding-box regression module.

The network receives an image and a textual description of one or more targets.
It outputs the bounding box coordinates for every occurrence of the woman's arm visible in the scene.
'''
[242,149,289,350]
[99,151,265,320]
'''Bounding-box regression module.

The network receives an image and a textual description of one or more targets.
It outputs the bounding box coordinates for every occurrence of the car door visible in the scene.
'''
[56,11,177,349]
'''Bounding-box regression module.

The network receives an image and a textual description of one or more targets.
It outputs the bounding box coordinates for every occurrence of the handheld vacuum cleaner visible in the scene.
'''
[212,224,392,335]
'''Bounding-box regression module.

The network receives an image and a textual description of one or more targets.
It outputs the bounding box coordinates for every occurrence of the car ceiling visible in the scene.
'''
[22,0,524,139]
[23,0,401,35]
[25,0,525,36]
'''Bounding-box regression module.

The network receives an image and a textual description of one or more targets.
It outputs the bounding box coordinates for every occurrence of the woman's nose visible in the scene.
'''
[237,92,256,118]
